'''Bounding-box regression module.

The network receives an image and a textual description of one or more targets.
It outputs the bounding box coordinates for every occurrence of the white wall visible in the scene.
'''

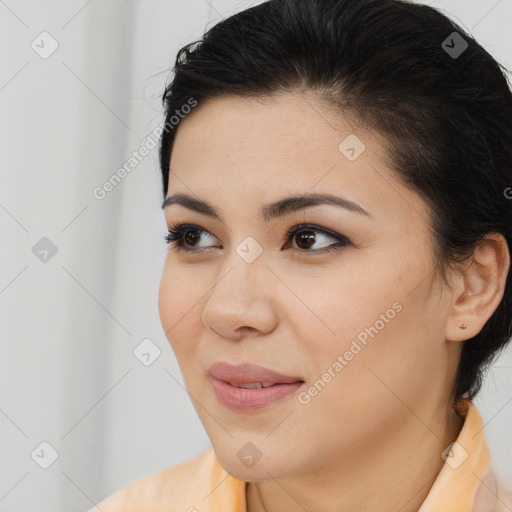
[0,1,510,510]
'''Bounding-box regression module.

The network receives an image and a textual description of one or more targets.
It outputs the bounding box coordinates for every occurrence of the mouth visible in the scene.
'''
[207,361,305,410]
[227,381,282,389]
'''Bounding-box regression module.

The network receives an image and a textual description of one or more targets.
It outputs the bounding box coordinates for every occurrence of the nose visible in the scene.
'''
[201,254,279,341]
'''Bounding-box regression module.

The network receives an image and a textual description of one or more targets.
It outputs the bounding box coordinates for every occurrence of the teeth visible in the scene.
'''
[238,382,262,389]
[230,381,275,389]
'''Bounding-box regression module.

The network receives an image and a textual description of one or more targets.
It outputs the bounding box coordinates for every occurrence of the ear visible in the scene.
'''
[445,233,510,342]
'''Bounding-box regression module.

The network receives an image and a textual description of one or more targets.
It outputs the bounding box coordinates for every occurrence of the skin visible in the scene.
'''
[158,92,510,512]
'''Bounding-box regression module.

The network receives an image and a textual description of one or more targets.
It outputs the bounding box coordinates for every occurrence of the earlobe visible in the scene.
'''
[445,233,510,342]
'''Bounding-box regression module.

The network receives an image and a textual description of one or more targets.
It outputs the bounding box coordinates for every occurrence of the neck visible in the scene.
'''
[246,403,465,512]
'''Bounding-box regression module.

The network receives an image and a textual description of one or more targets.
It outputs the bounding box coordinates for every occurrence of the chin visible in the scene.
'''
[212,439,296,482]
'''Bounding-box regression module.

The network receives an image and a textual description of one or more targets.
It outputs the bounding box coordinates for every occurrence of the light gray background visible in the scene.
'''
[0,1,511,510]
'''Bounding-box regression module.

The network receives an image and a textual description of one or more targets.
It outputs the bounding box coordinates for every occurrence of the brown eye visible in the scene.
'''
[294,230,316,250]
[285,224,349,253]
[164,224,218,251]
[183,229,202,247]
[165,222,349,255]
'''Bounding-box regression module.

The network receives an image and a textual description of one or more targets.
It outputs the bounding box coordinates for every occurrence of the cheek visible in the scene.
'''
[294,304,420,443]
[293,262,424,399]
[158,268,177,340]
[305,299,438,424]
[158,263,203,358]
[291,265,400,356]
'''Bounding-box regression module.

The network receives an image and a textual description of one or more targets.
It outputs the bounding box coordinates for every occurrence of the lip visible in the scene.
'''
[208,362,303,385]
[207,362,304,411]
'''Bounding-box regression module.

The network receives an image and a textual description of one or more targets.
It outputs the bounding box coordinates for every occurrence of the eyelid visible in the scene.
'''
[283,223,347,246]
[165,223,219,249]
[164,222,350,254]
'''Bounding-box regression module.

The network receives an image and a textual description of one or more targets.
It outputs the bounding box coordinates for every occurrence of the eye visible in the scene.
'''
[164,224,218,251]
[164,223,350,255]
[283,223,349,255]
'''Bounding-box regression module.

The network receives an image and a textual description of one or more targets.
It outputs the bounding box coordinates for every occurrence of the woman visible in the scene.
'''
[90,0,512,510]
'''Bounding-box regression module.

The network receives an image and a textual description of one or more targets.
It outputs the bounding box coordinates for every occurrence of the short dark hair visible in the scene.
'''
[158,0,512,404]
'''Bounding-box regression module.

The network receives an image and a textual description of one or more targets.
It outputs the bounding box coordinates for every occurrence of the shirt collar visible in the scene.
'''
[210,399,491,511]
[418,398,491,512]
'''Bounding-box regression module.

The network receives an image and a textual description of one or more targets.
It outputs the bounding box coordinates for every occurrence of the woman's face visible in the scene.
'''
[158,92,461,480]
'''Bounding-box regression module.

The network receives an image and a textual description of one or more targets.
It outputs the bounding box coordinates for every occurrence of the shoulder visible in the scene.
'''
[495,478,512,512]
[88,446,240,512]
[473,466,512,512]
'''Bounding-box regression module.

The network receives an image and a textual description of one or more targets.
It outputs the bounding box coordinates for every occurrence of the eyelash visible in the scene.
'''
[164,223,350,256]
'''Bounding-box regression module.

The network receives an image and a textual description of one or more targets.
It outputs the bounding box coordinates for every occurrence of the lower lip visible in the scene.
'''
[210,377,303,411]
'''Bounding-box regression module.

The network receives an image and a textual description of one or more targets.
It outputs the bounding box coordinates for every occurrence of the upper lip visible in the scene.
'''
[208,362,304,386]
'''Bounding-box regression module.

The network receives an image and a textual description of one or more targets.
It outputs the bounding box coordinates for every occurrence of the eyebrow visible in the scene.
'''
[162,192,372,222]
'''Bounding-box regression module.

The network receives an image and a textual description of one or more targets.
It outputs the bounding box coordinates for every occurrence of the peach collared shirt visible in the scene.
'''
[89,399,512,511]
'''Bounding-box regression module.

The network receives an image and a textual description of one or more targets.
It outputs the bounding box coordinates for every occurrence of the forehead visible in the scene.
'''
[167,92,430,227]
[172,92,362,164]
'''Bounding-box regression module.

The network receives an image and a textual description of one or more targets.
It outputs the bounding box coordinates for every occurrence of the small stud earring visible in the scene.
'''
[459,323,467,330]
